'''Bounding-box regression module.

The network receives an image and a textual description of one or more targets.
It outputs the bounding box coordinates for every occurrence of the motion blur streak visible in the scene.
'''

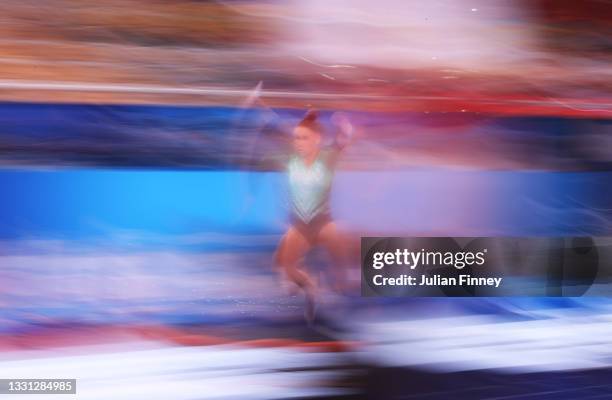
[0,1,608,115]
[0,1,610,399]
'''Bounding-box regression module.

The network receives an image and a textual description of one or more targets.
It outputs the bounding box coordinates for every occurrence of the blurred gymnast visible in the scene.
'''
[276,110,353,322]
[245,105,354,323]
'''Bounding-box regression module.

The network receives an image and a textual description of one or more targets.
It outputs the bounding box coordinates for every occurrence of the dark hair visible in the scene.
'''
[297,109,322,134]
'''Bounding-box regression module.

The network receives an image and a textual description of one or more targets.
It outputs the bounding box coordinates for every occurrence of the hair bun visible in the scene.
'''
[303,109,319,122]
[297,109,322,133]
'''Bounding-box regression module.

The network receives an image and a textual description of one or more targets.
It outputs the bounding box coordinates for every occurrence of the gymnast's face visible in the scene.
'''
[293,126,321,159]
